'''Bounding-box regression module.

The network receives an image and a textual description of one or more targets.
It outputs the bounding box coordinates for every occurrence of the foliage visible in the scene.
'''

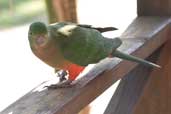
[0,0,46,29]
[0,0,30,10]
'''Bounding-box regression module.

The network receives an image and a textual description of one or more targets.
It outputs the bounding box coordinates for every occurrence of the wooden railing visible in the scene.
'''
[1,0,171,114]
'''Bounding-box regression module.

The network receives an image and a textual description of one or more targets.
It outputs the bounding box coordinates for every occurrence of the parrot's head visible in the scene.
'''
[28,22,49,48]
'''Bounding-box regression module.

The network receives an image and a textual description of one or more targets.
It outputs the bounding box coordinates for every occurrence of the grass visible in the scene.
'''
[0,0,47,29]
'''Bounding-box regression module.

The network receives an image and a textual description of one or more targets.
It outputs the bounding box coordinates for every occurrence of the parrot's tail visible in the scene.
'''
[112,50,161,68]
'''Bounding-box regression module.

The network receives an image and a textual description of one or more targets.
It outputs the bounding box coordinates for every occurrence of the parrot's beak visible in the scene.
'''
[36,36,45,45]
[34,34,49,47]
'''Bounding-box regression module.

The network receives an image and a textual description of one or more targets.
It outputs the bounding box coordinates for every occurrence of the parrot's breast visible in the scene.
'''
[31,41,65,68]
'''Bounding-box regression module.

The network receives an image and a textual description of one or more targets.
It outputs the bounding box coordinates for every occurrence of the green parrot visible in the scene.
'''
[28,22,160,89]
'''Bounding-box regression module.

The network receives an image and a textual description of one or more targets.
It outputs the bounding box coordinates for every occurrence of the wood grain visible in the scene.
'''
[1,17,170,114]
[52,0,77,22]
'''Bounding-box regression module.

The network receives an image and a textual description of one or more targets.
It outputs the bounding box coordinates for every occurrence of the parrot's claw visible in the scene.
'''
[45,79,73,89]
[56,70,68,82]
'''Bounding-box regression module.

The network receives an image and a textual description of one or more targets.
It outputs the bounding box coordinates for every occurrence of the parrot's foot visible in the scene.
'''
[56,70,68,82]
[46,79,73,89]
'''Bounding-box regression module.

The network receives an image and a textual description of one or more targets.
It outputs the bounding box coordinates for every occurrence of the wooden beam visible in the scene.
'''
[1,17,170,114]
[133,39,171,114]
[137,0,171,16]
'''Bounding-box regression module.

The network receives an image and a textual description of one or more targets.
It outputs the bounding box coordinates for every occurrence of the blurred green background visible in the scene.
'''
[0,0,47,29]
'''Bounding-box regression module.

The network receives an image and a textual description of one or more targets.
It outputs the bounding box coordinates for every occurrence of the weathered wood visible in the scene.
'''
[133,39,171,114]
[51,0,77,23]
[1,17,170,114]
[45,0,58,23]
[121,17,171,38]
[45,0,77,23]
[137,0,171,16]
[104,49,161,114]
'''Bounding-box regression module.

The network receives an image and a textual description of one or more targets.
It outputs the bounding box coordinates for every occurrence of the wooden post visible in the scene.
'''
[104,54,158,114]
[133,38,171,114]
[103,16,171,114]
[137,0,171,16]
[45,0,77,23]
[135,0,171,113]
[45,0,58,23]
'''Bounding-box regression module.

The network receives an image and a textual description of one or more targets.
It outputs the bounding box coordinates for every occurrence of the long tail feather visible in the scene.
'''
[112,50,161,68]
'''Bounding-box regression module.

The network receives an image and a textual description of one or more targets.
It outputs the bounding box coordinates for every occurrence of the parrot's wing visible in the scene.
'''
[78,24,118,33]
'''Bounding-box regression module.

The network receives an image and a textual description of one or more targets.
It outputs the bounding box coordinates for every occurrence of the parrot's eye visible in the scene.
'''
[29,32,33,35]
